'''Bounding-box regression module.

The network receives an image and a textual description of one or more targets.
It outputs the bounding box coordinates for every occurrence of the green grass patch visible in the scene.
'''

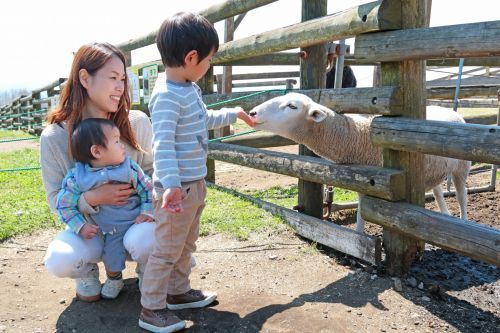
[0,148,287,241]
[247,185,358,208]
[201,186,286,240]
[0,148,40,169]
[0,130,35,140]
[0,149,58,240]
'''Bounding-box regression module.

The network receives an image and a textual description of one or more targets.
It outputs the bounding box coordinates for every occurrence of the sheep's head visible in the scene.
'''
[248,93,328,138]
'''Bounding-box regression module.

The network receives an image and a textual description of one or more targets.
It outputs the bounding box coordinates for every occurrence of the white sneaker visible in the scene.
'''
[75,265,101,302]
[101,278,124,299]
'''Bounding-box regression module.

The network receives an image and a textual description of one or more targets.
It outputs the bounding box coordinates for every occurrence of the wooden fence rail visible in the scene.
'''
[208,142,405,200]
[116,0,278,52]
[355,20,500,63]
[371,117,500,165]
[361,196,500,266]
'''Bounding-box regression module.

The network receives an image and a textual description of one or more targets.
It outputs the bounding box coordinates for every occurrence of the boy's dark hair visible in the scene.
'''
[156,12,219,67]
[71,118,117,163]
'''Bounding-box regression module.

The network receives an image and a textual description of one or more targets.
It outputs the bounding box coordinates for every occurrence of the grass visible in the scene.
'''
[0,148,59,240]
[0,147,286,241]
[0,130,36,140]
[247,185,358,208]
[201,187,286,240]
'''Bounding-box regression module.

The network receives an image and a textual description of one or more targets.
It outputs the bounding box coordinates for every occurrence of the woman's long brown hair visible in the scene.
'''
[48,42,141,156]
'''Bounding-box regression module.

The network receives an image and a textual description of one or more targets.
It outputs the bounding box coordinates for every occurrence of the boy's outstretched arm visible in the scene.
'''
[235,107,255,127]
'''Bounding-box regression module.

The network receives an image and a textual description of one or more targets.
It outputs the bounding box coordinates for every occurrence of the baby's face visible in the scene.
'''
[99,125,126,166]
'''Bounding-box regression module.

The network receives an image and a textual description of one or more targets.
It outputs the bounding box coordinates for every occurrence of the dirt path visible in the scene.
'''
[1,206,498,333]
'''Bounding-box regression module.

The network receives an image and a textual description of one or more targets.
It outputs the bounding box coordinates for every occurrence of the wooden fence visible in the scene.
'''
[1,0,499,275]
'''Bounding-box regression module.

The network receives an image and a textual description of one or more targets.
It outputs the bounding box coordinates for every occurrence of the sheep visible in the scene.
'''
[248,93,470,233]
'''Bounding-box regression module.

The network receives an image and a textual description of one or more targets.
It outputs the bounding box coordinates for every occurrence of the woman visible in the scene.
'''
[41,42,155,302]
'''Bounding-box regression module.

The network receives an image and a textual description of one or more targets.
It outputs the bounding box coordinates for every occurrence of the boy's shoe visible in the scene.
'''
[75,265,101,302]
[101,278,124,299]
[167,289,217,310]
[139,308,186,333]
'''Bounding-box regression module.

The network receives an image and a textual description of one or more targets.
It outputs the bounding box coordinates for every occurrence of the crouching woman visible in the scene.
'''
[40,42,154,301]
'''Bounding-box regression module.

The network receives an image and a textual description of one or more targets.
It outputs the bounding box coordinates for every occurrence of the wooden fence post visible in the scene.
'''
[297,0,327,219]
[221,17,235,138]
[379,0,428,275]
[200,67,216,183]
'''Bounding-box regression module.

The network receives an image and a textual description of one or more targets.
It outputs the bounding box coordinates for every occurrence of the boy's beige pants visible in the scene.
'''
[140,179,206,310]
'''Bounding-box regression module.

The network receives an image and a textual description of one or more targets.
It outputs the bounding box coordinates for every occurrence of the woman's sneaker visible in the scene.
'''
[139,308,185,333]
[167,289,217,310]
[75,266,101,302]
[101,278,124,299]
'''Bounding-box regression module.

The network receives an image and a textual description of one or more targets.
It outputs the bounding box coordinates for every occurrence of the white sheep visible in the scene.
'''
[249,93,470,233]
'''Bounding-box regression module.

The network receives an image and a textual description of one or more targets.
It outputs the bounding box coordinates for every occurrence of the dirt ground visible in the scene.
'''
[0,143,499,333]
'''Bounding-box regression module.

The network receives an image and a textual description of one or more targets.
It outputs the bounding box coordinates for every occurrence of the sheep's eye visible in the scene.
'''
[287,104,297,110]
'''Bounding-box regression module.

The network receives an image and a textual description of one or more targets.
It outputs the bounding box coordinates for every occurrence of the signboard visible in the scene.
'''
[127,68,140,105]
[142,64,159,104]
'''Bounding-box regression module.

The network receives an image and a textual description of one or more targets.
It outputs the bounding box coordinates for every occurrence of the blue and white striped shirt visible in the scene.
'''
[150,74,238,189]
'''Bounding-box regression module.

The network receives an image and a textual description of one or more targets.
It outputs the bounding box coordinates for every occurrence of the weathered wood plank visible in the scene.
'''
[371,117,500,165]
[427,84,499,99]
[427,57,500,67]
[232,79,297,88]
[215,52,301,66]
[229,71,300,80]
[355,20,500,63]
[117,0,279,52]
[213,0,401,63]
[203,86,402,115]
[207,142,405,200]
[211,183,381,265]
[361,196,500,266]
[377,0,427,276]
[31,78,66,95]
[221,132,295,148]
[296,0,327,220]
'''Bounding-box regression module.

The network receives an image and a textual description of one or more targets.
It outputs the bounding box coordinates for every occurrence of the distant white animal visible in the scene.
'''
[249,93,470,233]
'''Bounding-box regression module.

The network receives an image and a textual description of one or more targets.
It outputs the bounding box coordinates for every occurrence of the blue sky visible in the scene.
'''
[0,0,498,92]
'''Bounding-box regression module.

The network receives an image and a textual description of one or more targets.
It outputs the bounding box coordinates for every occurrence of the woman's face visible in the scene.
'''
[83,56,126,116]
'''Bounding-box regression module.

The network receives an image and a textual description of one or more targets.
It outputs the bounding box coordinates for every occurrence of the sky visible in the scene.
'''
[0,0,498,92]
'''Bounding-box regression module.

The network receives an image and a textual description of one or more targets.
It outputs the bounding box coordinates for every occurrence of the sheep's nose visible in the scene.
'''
[249,110,257,117]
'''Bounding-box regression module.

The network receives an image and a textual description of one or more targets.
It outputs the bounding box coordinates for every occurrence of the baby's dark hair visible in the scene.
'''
[71,118,117,164]
[156,12,219,67]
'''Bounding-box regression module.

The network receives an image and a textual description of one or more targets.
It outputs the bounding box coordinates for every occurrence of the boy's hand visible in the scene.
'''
[235,107,255,127]
[162,187,184,213]
[135,214,154,224]
[79,223,99,239]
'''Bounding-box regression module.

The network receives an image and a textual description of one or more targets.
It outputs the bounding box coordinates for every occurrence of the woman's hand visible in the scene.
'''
[79,223,99,239]
[135,214,154,224]
[83,183,135,206]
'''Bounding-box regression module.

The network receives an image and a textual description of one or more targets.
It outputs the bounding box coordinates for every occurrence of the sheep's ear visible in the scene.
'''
[306,107,327,123]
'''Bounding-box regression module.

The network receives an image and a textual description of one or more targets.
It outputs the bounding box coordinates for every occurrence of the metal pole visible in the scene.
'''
[334,39,346,89]
[453,58,465,111]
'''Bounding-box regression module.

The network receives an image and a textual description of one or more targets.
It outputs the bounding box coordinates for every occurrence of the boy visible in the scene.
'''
[139,12,254,332]
[56,118,154,299]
